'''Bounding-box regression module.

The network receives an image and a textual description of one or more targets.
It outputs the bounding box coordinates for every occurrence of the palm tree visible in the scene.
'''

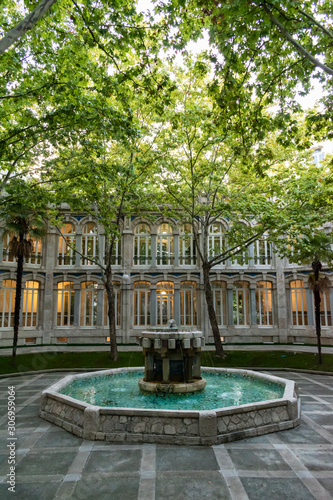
[1,181,49,363]
[6,216,45,362]
[289,233,333,364]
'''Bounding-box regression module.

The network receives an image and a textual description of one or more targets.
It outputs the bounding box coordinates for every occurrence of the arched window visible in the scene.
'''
[111,238,122,266]
[134,224,151,265]
[212,281,227,326]
[134,281,151,326]
[233,281,250,326]
[290,280,308,326]
[157,281,174,325]
[2,233,42,264]
[57,282,75,327]
[157,224,173,265]
[80,281,98,326]
[254,235,272,266]
[208,223,225,261]
[256,281,273,326]
[179,224,196,266]
[22,281,40,328]
[104,283,121,326]
[58,223,75,266]
[2,233,14,262]
[180,281,197,326]
[82,223,98,266]
[26,236,42,265]
[318,290,332,327]
[0,280,16,327]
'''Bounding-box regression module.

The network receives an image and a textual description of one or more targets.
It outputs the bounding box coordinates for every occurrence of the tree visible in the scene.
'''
[0,0,171,198]
[1,180,50,361]
[154,59,333,357]
[279,232,333,364]
[49,99,162,360]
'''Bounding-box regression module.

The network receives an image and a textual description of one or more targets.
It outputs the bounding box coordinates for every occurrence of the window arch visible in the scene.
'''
[179,224,196,266]
[134,281,151,326]
[156,281,174,325]
[134,223,151,265]
[57,282,75,327]
[208,222,226,261]
[0,280,16,327]
[80,281,98,326]
[2,233,42,264]
[22,281,40,328]
[82,222,99,265]
[211,281,227,326]
[180,281,197,326]
[254,235,272,266]
[58,223,75,266]
[256,281,273,326]
[233,281,250,326]
[290,280,308,326]
[157,224,174,265]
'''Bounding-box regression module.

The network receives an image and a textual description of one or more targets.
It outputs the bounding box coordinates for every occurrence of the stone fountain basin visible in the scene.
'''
[40,367,300,446]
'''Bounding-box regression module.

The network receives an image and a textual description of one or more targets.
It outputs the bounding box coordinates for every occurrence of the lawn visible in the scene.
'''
[0,349,332,375]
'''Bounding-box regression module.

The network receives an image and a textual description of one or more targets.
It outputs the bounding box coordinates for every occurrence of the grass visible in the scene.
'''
[0,350,332,376]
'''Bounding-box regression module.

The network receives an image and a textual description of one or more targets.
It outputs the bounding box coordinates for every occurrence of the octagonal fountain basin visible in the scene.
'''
[40,368,300,446]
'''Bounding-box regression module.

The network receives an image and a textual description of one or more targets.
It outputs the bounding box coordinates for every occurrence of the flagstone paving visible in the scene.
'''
[0,370,332,500]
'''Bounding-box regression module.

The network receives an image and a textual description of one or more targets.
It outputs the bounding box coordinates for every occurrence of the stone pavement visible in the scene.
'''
[0,370,332,500]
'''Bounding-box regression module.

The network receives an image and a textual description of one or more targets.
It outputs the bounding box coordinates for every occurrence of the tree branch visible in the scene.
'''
[262,2,333,76]
[0,0,58,56]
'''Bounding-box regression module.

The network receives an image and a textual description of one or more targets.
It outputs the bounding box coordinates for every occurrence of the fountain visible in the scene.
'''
[40,323,300,445]
[138,321,206,393]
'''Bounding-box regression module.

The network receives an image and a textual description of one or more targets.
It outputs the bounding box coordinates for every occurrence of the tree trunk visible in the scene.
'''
[312,260,322,364]
[12,253,24,363]
[105,271,118,361]
[202,264,225,358]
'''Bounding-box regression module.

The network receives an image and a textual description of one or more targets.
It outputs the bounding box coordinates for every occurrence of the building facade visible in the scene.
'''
[1,212,332,347]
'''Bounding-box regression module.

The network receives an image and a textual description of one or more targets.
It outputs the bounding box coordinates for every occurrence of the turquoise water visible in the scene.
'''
[60,370,284,411]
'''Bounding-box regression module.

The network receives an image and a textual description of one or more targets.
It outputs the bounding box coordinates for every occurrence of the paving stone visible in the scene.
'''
[83,449,142,474]
[227,448,292,471]
[0,479,62,500]
[240,477,316,500]
[73,476,140,500]
[295,450,333,471]
[156,446,219,471]
[17,450,77,475]
[155,471,228,500]
[33,429,82,449]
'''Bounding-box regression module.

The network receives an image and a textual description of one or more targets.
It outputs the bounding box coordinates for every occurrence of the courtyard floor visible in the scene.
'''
[0,370,332,500]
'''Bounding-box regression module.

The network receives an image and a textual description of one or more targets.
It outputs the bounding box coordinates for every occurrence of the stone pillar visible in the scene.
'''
[75,232,82,267]
[250,285,257,326]
[97,287,104,326]
[306,288,314,326]
[150,287,157,326]
[162,357,170,383]
[151,234,157,267]
[192,353,201,378]
[227,286,234,327]
[275,254,288,343]
[145,354,154,381]
[122,275,131,343]
[174,234,179,267]
[174,286,180,325]
[73,284,80,327]
[42,230,57,344]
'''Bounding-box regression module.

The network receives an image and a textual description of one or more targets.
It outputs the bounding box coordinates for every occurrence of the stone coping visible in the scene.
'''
[140,330,204,340]
[40,367,300,445]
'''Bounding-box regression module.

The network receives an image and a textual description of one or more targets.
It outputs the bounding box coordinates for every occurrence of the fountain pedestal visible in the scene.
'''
[138,325,206,393]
